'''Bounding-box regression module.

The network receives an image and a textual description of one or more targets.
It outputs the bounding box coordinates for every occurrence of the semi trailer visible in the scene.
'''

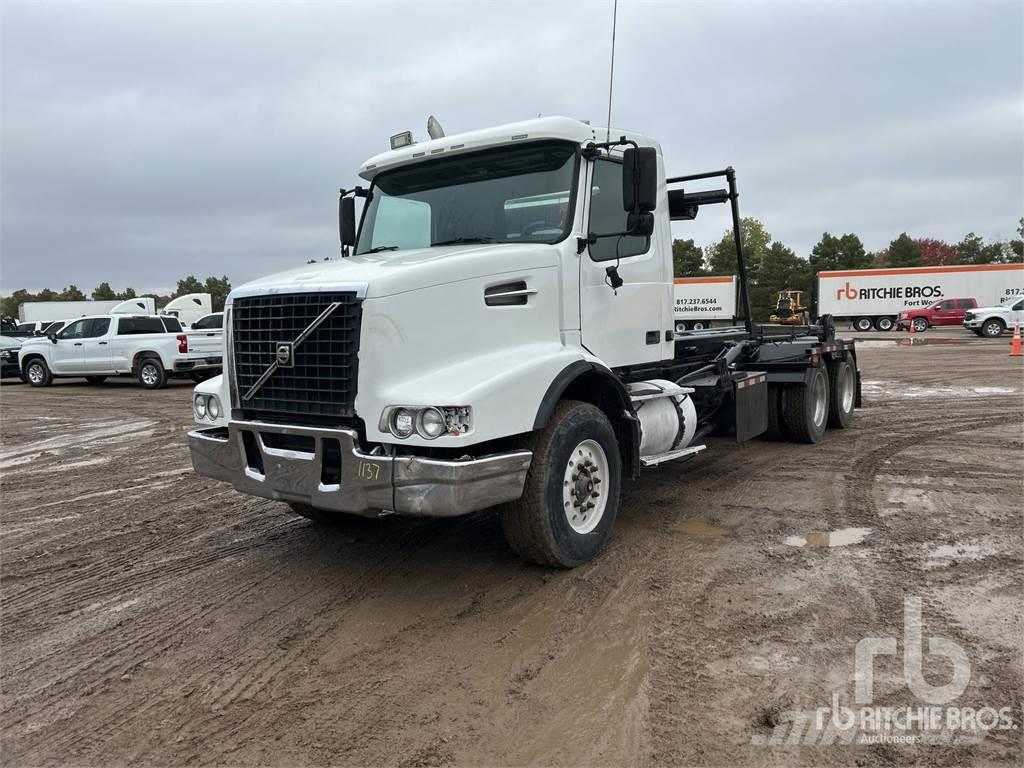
[17,297,155,324]
[673,275,737,332]
[817,263,1024,332]
[188,117,862,568]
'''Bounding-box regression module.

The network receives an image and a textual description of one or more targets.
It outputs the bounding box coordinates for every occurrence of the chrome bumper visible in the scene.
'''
[188,420,532,518]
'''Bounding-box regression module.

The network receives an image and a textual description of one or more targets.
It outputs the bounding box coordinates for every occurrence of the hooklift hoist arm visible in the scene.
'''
[666,168,754,335]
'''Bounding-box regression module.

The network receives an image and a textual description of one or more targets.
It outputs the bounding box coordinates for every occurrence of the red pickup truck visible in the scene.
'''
[896,297,977,332]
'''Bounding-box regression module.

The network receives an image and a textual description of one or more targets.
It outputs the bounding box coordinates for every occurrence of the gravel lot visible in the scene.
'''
[2,335,1021,767]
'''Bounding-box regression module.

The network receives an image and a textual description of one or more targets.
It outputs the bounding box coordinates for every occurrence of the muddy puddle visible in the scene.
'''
[855,337,974,348]
[784,527,872,548]
[862,381,1019,398]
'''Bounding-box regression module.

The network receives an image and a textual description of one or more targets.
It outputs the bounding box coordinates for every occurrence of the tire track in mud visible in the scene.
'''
[32,517,462,760]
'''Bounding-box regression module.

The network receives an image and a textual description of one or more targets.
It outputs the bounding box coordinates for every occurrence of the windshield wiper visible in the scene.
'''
[431,237,496,246]
[363,245,400,253]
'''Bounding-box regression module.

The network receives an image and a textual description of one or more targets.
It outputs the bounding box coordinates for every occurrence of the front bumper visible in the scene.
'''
[962,318,982,329]
[188,420,532,518]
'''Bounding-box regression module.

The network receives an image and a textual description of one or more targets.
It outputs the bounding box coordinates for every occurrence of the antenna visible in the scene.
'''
[605,0,618,143]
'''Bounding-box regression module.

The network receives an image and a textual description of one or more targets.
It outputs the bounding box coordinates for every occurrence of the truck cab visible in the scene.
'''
[188,117,861,567]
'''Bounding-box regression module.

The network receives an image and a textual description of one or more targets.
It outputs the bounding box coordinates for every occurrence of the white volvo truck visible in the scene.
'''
[189,117,862,567]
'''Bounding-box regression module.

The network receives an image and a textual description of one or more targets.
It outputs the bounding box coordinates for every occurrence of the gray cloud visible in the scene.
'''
[2,0,1021,294]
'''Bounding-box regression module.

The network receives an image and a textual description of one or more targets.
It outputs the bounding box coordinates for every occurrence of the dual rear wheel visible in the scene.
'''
[766,360,855,443]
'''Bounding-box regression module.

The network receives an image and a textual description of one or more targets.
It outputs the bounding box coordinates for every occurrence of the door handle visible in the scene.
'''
[98,341,108,345]
[74,342,83,346]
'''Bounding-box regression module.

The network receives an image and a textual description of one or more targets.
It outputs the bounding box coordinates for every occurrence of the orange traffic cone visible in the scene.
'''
[1011,322,1022,357]
[908,319,916,334]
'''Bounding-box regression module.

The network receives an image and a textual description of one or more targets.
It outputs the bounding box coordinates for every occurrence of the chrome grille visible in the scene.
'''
[232,292,361,420]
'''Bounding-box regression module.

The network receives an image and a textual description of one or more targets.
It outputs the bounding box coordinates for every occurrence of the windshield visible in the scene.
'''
[355,140,578,255]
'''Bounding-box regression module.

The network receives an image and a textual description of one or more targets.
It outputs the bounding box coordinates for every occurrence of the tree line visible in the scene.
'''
[0,276,232,319]
[674,219,1024,321]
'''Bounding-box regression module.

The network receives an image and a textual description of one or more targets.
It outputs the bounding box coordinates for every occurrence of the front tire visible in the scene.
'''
[782,366,830,444]
[137,358,167,389]
[853,317,873,332]
[24,359,52,387]
[501,401,621,568]
[981,319,1005,338]
[911,317,929,333]
[874,316,895,331]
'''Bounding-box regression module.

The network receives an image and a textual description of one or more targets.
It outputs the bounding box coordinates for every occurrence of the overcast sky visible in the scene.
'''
[2,0,1021,295]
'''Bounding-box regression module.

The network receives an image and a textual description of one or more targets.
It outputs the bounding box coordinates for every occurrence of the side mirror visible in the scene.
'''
[339,195,357,248]
[626,211,655,237]
[47,332,57,343]
[622,147,657,213]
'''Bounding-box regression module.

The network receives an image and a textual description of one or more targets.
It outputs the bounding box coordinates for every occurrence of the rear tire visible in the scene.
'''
[853,317,873,332]
[763,383,788,440]
[827,359,855,429]
[24,358,52,387]
[85,376,107,385]
[782,366,830,444]
[137,358,167,389]
[981,318,1005,338]
[874,316,895,331]
[501,401,621,568]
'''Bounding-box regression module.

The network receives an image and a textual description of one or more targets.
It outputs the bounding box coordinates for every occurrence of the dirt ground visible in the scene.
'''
[2,333,1022,767]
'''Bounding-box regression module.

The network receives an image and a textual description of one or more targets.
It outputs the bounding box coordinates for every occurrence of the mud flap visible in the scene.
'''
[715,371,768,442]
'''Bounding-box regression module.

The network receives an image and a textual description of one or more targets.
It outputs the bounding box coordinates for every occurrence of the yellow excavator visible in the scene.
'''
[769,290,810,325]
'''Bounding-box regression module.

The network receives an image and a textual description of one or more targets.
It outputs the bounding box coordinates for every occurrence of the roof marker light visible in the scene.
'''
[390,131,414,150]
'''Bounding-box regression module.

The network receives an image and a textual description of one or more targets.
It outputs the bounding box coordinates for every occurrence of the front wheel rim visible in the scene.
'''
[562,439,609,535]
[913,319,927,331]
[984,323,1000,337]
[28,364,43,384]
[141,365,158,385]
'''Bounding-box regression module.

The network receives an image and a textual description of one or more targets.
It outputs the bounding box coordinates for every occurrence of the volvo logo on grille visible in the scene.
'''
[274,341,294,368]
[241,300,342,402]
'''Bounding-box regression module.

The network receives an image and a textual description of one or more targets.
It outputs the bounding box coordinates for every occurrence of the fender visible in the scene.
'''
[533,360,641,479]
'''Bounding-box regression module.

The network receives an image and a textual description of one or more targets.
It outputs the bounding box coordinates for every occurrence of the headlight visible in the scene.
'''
[382,406,472,439]
[0,350,10,360]
[417,407,446,439]
[194,395,207,419]
[194,394,222,421]
[390,408,415,438]
[208,396,221,419]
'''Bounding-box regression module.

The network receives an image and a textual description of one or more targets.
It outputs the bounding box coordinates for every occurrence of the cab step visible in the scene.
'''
[639,444,706,467]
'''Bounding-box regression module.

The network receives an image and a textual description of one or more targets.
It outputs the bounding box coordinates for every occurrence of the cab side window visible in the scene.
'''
[58,319,90,339]
[938,300,955,310]
[191,314,222,330]
[588,159,650,262]
[87,318,111,337]
[956,299,974,309]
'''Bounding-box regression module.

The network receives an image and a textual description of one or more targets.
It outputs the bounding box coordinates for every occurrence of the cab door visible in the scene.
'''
[931,299,958,325]
[80,318,113,372]
[50,319,89,373]
[579,155,671,368]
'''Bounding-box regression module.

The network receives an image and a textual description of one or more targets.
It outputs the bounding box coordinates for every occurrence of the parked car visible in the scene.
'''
[895,297,977,332]
[18,314,221,389]
[1,335,24,379]
[963,297,1024,338]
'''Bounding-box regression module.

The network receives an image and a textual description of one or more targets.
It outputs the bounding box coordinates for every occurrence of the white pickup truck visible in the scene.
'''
[19,314,222,388]
[962,297,1024,338]
[179,313,224,381]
